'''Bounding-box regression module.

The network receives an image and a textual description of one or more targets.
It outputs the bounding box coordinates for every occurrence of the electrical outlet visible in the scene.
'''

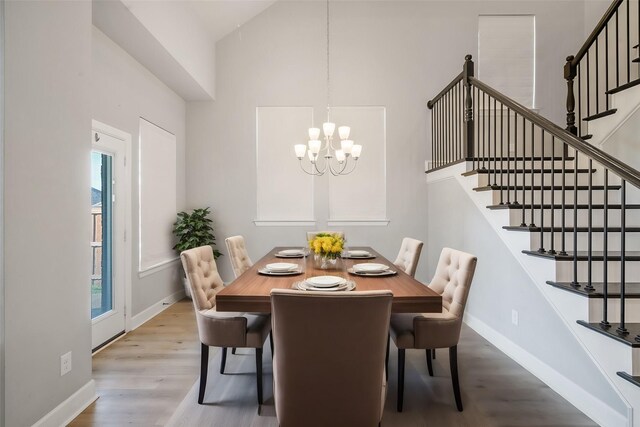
[60,351,72,376]
[511,309,519,326]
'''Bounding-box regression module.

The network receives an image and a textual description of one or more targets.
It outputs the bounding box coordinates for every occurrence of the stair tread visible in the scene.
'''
[633,57,640,63]
[488,203,640,210]
[463,168,595,176]
[617,372,640,387]
[577,321,640,347]
[546,281,640,298]
[474,184,621,192]
[580,134,593,140]
[504,225,640,232]
[523,250,640,261]
[605,78,640,95]
[471,156,574,161]
[583,109,617,122]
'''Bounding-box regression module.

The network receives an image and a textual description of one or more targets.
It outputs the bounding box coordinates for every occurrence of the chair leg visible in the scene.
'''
[432,349,436,359]
[425,349,434,377]
[397,348,405,412]
[232,347,236,355]
[220,347,228,374]
[449,345,463,412]
[255,348,264,405]
[385,333,390,381]
[198,343,209,404]
[270,332,275,357]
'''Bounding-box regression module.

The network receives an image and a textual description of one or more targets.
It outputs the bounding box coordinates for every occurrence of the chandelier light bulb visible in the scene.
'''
[340,139,354,155]
[351,144,362,159]
[294,144,307,159]
[307,150,316,162]
[323,122,336,137]
[335,149,346,163]
[308,127,321,140]
[338,126,351,140]
[308,139,322,154]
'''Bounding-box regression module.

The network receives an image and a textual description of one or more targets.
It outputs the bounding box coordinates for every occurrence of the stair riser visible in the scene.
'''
[590,299,640,323]
[507,209,640,228]
[528,233,640,253]
[473,159,575,170]
[556,261,640,283]
[490,189,621,205]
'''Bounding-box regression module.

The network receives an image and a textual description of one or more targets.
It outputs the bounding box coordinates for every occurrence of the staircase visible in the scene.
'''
[426,2,640,423]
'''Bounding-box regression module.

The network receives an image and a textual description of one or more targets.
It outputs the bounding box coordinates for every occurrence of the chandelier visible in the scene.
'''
[294,0,362,176]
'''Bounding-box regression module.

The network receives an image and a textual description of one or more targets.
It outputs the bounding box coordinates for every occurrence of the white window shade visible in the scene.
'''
[328,106,387,223]
[139,118,177,272]
[256,106,314,223]
[478,15,535,108]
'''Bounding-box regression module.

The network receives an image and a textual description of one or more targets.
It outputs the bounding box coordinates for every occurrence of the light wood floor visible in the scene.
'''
[71,299,597,426]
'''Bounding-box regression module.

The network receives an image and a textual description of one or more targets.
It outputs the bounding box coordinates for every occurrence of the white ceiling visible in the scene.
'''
[183,0,277,42]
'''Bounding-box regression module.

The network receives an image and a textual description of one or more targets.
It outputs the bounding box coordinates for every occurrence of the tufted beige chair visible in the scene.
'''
[180,245,271,406]
[389,247,477,412]
[225,235,253,279]
[306,230,345,242]
[271,289,392,427]
[393,237,424,277]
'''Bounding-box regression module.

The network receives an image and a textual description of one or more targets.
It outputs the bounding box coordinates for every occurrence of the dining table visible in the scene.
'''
[215,246,442,314]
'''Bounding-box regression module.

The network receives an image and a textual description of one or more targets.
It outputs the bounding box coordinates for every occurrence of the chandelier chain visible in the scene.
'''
[326,0,330,116]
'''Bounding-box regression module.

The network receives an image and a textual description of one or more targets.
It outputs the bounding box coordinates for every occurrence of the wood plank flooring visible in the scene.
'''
[71,299,597,426]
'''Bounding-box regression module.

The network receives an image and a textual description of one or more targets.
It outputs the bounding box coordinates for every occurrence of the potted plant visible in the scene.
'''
[173,207,222,298]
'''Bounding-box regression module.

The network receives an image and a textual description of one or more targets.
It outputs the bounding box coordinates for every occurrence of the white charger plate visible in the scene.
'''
[347,268,397,277]
[278,249,305,256]
[258,268,302,276]
[306,275,345,288]
[353,263,389,273]
[265,262,298,272]
[296,281,355,292]
[348,250,371,257]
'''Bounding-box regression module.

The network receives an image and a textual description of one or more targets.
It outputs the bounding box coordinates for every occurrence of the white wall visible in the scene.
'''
[426,176,627,417]
[92,27,186,315]
[186,0,587,283]
[4,1,93,425]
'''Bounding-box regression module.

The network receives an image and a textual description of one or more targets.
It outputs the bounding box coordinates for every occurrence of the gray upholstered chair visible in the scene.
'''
[180,245,271,406]
[389,247,477,412]
[306,230,345,242]
[393,237,424,278]
[225,235,253,279]
[271,289,392,427]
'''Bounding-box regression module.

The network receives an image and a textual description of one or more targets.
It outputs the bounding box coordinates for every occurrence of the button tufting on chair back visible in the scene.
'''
[225,235,253,279]
[427,247,477,319]
[393,237,424,277]
[180,245,224,311]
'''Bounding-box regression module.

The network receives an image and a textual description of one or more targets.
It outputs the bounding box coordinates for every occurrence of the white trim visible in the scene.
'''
[130,289,185,331]
[464,313,628,427]
[31,380,97,427]
[327,219,390,226]
[137,257,179,279]
[253,220,316,227]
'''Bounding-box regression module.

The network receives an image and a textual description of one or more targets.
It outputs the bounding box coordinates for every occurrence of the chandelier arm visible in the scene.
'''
[298,159,324,176]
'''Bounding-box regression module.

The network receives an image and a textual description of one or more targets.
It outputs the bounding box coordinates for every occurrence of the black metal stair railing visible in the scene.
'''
[564,0,640,139]
[427,55,640,344]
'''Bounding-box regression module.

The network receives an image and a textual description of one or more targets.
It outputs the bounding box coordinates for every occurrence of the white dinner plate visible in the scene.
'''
[258,268,302,276]
[296,281,355,292]
[278,249,305,256]
[353,263,389,273]
[265,262,298,272]
[347,268,397,277]
[306,275,346,288]
[347,250,371,257]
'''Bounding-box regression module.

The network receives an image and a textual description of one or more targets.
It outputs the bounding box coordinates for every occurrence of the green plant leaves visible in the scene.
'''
[172,206,222,259]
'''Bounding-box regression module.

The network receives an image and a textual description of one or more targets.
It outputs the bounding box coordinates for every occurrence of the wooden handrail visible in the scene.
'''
[427,72,463,109]
[470,77,640,189]
[571,0,623,66]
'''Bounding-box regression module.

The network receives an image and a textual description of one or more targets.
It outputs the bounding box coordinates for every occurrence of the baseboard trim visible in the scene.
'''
[130,289,185,331]
[32,379,97,427]
[464,312,629,427]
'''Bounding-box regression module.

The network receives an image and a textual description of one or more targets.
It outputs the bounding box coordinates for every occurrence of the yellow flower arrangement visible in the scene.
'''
[309,233,344,259]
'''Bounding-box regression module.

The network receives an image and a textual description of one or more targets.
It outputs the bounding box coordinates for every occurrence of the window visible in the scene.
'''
[139,118,177,272]
[478,15,535,108]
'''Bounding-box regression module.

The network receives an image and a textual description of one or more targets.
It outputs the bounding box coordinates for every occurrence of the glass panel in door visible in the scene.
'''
[91,151,113,319]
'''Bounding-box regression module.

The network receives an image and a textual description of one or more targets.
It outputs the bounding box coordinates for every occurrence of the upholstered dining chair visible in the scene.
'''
[271,289,392,427]
[225,235,253,279]
[393,237,424,278]
[389,247,477,412]
[180,245,271,406]
[306,230,345,241]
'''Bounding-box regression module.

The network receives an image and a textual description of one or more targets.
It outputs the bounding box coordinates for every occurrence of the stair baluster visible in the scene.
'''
[586,159,595,292]
[538,131,545,253]
[549,136,556,255]
[602,169,610,327]
[617,180,628,334]
[572,149,579,287]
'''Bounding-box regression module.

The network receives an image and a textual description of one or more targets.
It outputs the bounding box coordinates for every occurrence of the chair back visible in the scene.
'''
[270,289,392,427]
[393,237,424,277]
[428,247,477,319]
[180,245,225,311]
[225,235,253,278]
[306,230,345,242]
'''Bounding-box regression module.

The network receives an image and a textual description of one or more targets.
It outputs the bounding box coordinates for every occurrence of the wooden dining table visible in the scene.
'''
[215,247,442,314]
